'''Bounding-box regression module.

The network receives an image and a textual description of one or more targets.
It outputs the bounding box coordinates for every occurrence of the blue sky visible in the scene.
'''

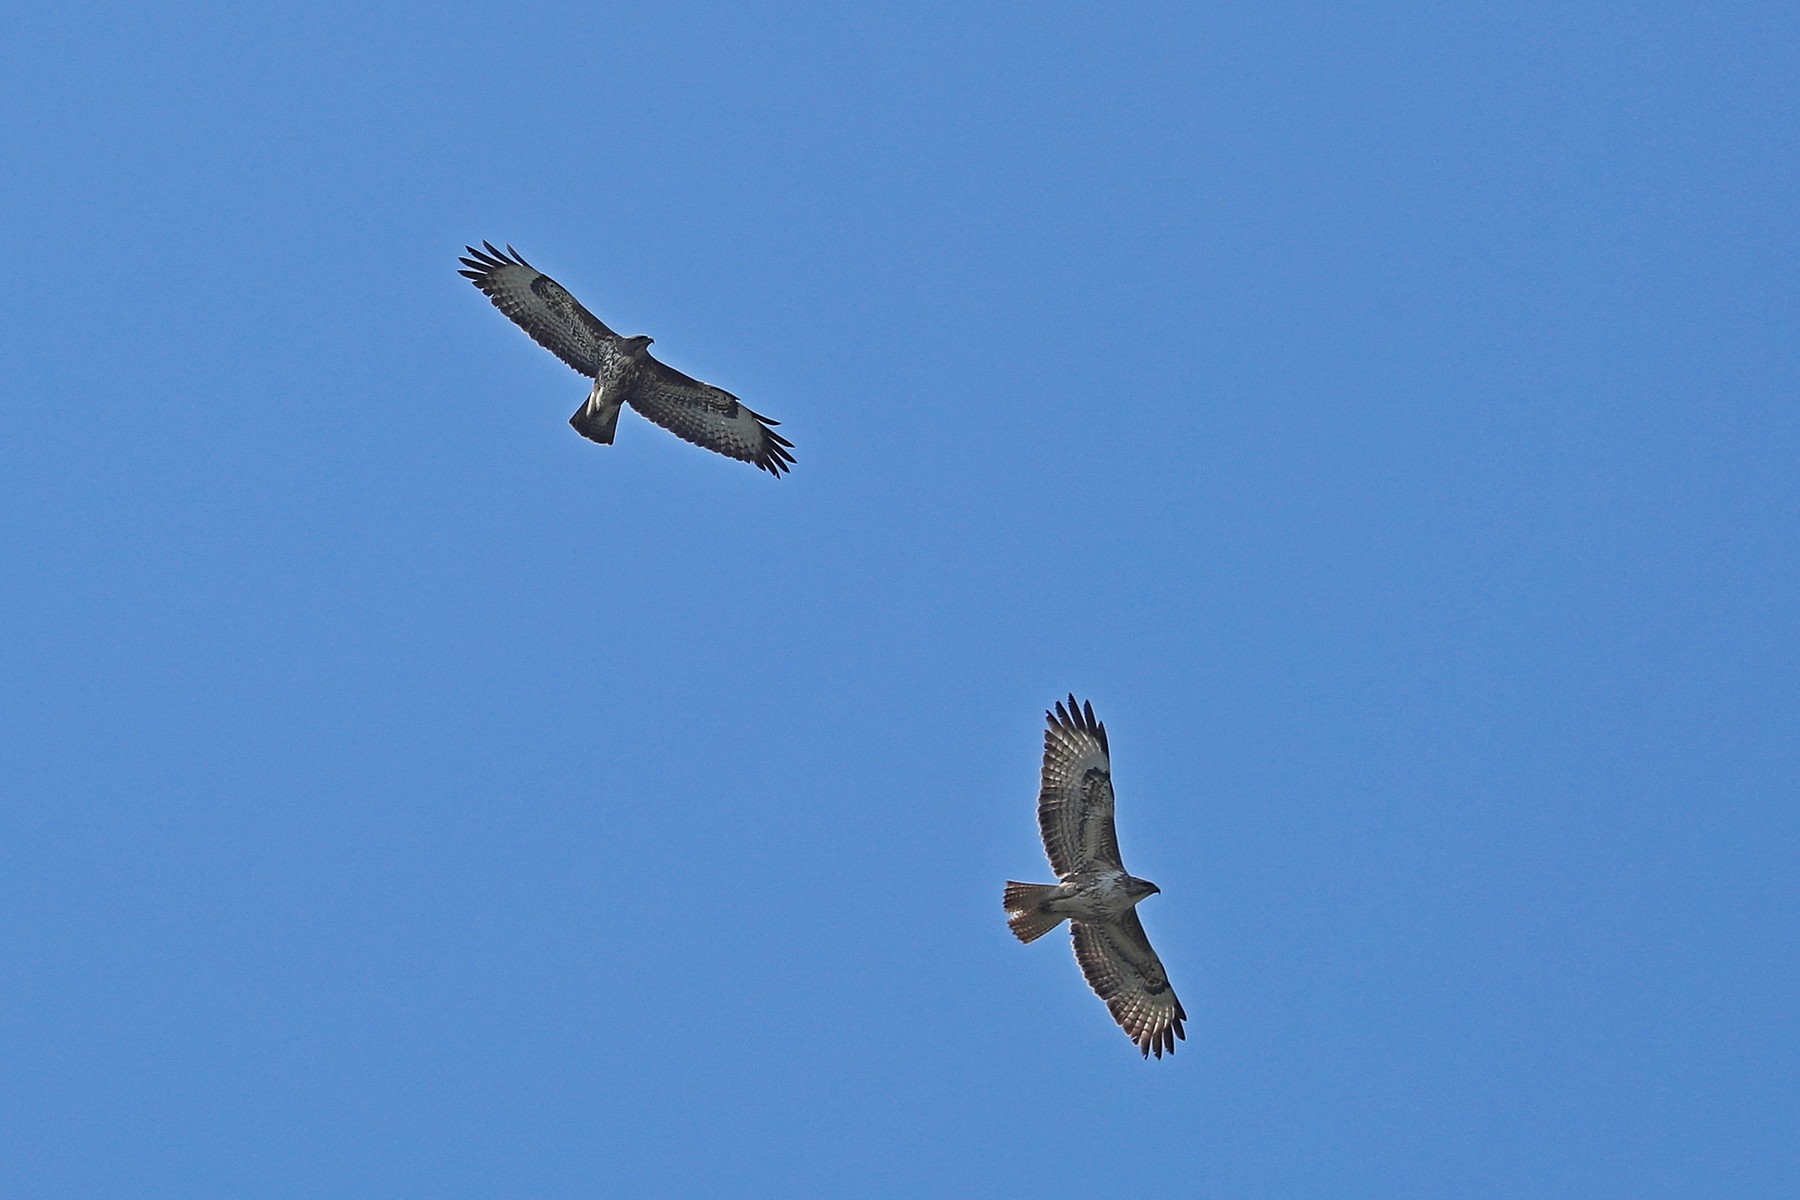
[3,2,1796,1196]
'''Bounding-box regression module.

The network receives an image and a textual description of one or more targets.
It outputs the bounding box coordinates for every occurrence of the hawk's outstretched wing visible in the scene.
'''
[630,358,796,477]
[1071,911,1187,1058]
[1038,696,1122,876]
[459,243,636,383]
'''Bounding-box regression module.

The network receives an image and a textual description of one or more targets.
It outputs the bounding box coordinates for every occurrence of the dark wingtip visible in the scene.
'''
[755,433,797,476]
[461,244,508,275]
[1053,695,1107,755]
[743,408,796,474]
[1050,695,1105,747]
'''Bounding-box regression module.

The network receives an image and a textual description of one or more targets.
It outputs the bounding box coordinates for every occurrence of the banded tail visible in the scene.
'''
[1004,881,1066,944]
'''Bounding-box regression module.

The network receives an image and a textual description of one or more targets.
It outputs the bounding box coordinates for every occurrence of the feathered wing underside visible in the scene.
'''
[1070,911,1187,1058]
[627,359,796,477]
[1038,696,1122,876]
[459,243,634,381]
[461,243,797,474]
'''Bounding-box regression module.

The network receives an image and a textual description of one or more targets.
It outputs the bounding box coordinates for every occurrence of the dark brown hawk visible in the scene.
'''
[459,243,794,475]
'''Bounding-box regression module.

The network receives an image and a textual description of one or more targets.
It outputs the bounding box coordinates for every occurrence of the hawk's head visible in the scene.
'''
[1125,876,1162,903]
[623,334,654,359]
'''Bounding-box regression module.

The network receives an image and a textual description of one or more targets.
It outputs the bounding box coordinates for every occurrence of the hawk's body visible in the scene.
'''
[1026,868,1149,923]
[1005,696,1186,1058]
[459,243,794,475]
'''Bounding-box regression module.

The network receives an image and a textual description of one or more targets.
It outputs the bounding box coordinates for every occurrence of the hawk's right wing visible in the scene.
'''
[1037,696,1122,876]
[459,243,635,382]
[1071,910,1187,1059]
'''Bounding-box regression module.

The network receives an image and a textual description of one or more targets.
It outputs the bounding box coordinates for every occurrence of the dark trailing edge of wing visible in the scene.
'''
[1049,694,1109,756]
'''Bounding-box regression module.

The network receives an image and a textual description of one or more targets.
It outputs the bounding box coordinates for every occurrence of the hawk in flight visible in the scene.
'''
[459,243,795,476]
[1005,696,1187,1058]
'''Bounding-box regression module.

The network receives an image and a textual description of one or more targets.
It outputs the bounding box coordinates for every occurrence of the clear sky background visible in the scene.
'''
[3,2,1796,1196]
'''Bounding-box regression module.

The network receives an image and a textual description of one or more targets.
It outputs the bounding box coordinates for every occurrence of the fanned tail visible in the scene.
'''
[1004,882,1066,944]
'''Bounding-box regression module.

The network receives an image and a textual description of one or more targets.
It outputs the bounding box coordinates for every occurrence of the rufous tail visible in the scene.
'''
[1004,882,1065,943]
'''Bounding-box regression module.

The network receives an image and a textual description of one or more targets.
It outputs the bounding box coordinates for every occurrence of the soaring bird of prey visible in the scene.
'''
[1005,696,1187,1058]
[459,243,795,476]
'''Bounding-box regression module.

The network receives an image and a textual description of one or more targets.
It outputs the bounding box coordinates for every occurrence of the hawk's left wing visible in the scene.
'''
[1071,910,1187,1058]
[627,357,796,477]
